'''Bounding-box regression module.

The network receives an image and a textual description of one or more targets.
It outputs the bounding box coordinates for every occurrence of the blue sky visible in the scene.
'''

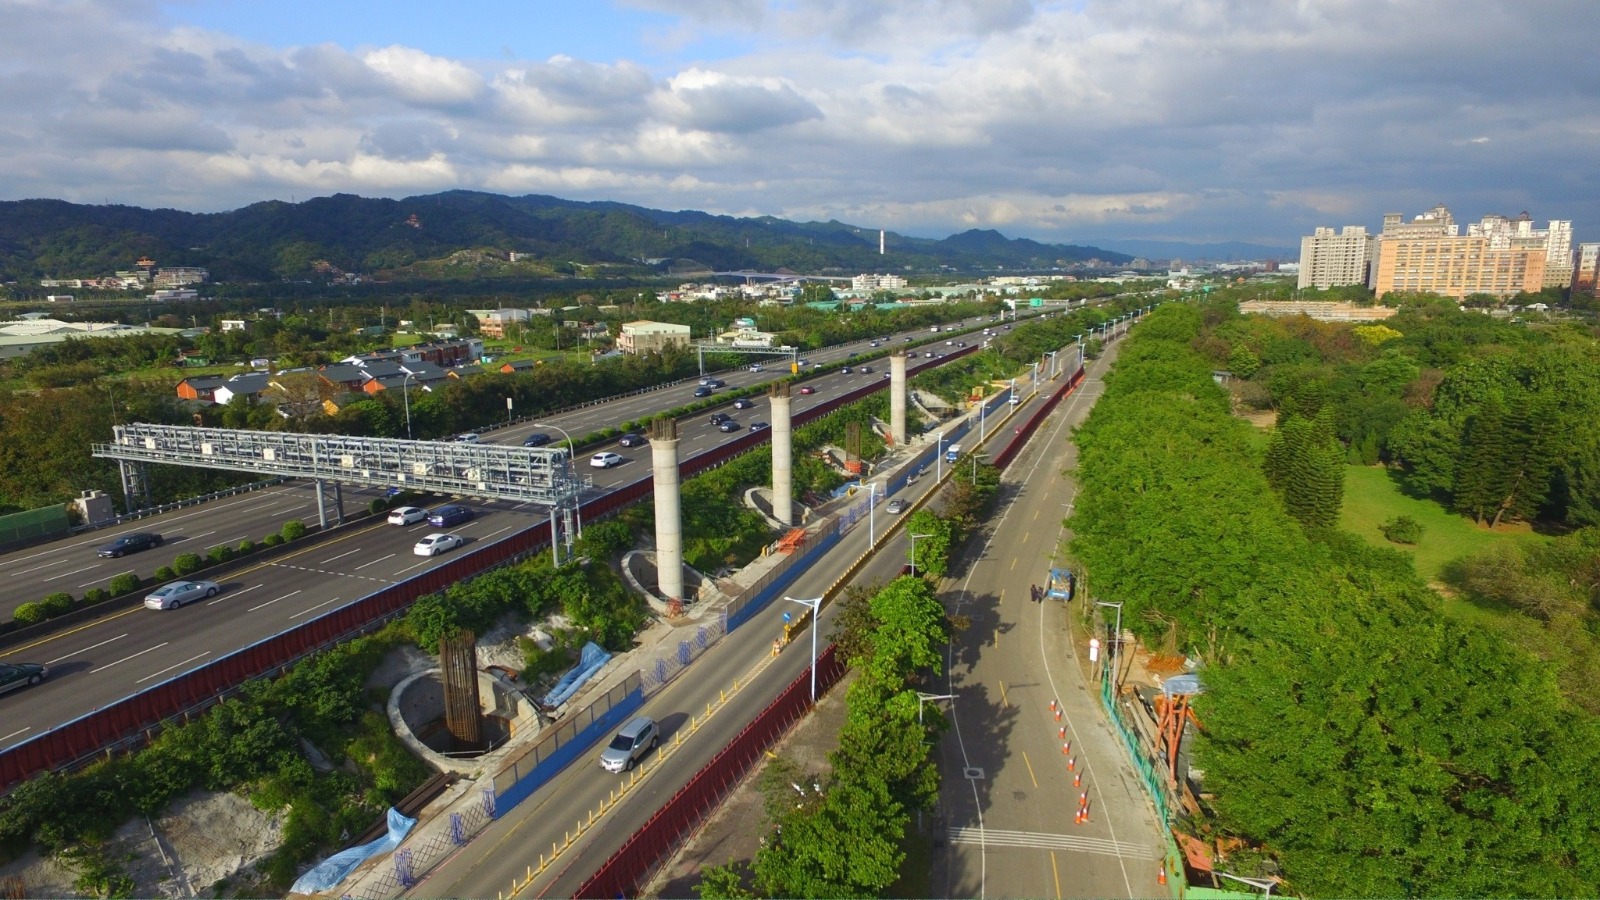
[1,1,1593,249]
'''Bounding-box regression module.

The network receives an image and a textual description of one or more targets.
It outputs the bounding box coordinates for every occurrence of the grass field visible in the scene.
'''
[1340,464,1550,582]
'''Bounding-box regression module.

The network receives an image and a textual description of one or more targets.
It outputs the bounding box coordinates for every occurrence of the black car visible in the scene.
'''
[860,365,874,374]
[428,505,475,528]
[705,378,726,388]
[0,662,48,696]
[841,366,853,374]
[523,432,552,447]
[693,386,714,397]
[733,398,755,409]
[749,421,770,432]
[97,532,162,558]
[718,419,741,432]
[709,412,729,425]
[618,432,647,447]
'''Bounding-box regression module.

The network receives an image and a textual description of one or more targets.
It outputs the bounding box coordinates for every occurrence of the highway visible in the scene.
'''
[0,315,1034,751]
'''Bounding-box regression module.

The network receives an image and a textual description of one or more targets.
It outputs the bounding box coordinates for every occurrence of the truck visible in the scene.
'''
[1044,567,1074,601]
[945,443,962,463]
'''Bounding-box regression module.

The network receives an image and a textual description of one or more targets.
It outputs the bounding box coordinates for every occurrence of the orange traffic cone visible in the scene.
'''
[1054,707,1062,722]
[1062,742,1070,755]
[1058,725,1066,740]
[1073,771,1081,788]
[1158,864,1167,886]
[1079,791,1088,807]
[1067,756,1075,771]
[1049,699,1057,712]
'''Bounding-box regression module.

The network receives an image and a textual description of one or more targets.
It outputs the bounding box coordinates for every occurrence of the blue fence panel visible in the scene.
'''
[726,529,843,631]
[492,688,644,816]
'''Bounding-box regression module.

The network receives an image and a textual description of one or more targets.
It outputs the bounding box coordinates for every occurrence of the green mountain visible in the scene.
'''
[0,191,1131,282]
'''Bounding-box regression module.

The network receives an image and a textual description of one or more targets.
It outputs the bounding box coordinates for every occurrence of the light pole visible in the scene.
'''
[785,595,823,702]
[916,691,956,725]
[401,372,416,439]
[970,452,985,483]
[936,433,944,481]
[908,532,933,578]
[868,482,877,546]
[505,396,513,427]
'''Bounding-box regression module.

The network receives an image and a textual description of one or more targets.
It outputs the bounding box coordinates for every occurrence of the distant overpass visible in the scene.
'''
[710,271,856,283]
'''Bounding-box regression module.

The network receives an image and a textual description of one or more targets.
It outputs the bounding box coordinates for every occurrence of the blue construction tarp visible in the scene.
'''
[290,807,415,895]
[542,641,611,708]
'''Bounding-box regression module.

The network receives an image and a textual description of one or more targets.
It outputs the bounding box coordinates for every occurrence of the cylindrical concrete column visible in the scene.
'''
[649,419,684,601]
[770,383,793,526]
[889,351,908,446]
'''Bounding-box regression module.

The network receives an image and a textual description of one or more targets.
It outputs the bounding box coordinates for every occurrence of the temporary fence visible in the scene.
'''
[574,645,848,899]
[724,518,843,632]
[491,676,644,813]
[639,612,729,694]
[341,787,499,899]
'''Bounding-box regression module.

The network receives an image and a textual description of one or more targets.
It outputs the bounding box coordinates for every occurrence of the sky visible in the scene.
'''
[0,0,1594,248]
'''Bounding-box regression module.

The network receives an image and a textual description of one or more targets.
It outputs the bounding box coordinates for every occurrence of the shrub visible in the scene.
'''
[173,552,204,575]
[368,498,387,516]
[281,520,308,542]
[1381,515,1424,545]
[40,592,75,617]
[262,533,284,547]
[153,566,176,582]
[12,602,45,625]
[108,572,143,596]
[83,588,111,605]
[207,545,234,565]
[237,539,256,555]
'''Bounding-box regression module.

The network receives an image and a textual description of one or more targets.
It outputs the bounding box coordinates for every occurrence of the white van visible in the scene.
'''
[945,443,962,462]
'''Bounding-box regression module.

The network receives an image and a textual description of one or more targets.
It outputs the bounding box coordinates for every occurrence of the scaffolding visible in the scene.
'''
[93,424,585,531]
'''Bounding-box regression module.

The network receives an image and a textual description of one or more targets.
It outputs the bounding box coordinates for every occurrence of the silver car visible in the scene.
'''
[599,716,659,773]
[144,579,221,610]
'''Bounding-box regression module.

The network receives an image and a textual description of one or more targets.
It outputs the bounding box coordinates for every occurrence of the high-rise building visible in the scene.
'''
[1372,206,1547,300]
[1574,243,1600,302]
[1467,213,1572,289]
[1297,225,1374,290]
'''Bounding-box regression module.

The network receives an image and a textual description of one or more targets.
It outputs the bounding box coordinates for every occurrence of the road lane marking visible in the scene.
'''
[946,827,1152,859]
[289,596,342,620]
[136,651,212,684]
[1022,751,1038,788]
[10,557,73,577]
[321,547,363,564]
[1023,531,1030,544]
[91,642,168,674]
[354,554,395,571]
[210,583,264,605]
[999,680,1009,708]
[1034,509,1040,521]
[480,525,512,540]
[45,633,128,665]
[43,564,101,582]
[1010,558,1017,570]
[392,559,432,576]
[0,727,30,745]
[78,572,118,588]
[249,590,301,612]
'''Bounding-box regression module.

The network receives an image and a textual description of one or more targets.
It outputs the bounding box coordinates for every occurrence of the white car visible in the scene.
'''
[454,433,481,444]
[590,452,623,468]
[144,579,220,610]
[413,533,465,557]
[387,506,428,526]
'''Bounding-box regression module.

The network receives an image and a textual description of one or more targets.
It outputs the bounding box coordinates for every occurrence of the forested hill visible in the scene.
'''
[0,192,1130,282]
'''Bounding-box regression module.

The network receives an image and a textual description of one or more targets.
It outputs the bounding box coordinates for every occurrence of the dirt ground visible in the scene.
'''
[645,669,857,898]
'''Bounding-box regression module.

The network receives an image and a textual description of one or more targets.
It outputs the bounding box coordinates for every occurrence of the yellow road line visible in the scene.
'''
[1022,751,1038,788]
[1051,850,1061,899]
[1009,558,1017,571]
[999,680,1009,707]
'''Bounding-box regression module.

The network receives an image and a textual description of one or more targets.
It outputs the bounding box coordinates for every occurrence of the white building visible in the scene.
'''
[1467,214,1573,289]
[1297,226,1375,290]
[851,273,908,291]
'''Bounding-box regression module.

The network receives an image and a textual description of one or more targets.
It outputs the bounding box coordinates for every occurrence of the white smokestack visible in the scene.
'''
[879,229,885,255]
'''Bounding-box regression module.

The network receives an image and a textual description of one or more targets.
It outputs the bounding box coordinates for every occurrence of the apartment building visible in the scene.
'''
[1371,206,1548,300]
[1297,225,1374,290]
[1574,243,1600,302]
[851,273,908,291]
[617,320,691,355]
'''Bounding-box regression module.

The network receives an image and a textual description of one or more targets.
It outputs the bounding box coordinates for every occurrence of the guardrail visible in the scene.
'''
[491,677,644,813]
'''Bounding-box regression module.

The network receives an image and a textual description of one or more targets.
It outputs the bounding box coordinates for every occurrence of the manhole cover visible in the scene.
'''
[964,767,985,780]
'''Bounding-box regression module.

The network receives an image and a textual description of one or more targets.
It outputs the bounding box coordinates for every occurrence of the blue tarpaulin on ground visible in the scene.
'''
[542,641,611,708]
[290,807,415,895]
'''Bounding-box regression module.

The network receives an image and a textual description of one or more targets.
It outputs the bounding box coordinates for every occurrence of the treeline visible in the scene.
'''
[1070,303,1600,896]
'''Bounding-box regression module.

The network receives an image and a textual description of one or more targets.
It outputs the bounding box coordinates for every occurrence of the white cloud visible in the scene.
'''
[360,46,485,107]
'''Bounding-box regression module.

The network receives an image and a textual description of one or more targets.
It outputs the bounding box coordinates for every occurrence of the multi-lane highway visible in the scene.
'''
[0,315,1038,751]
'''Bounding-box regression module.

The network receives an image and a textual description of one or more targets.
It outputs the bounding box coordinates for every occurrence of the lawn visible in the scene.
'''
[1340,464,1550,583]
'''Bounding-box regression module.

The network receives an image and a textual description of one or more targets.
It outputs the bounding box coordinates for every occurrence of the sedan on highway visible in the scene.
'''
[0,662,48,695]
[413,533,465,557]
[733,398,755,410]
[749,421,770,432]
[618,431,647,447]
[799,386,816,395]
[718,419,740,433]
[428,505,475,528]
[387,506,428,526]
[144,579,220,610]
[859,366,874,374]
[886,499,907,514]
[693,386,714,397]
[709,412,730,425]
[522,432,552,448]
[591,452,623,468]
[96,532,163,558]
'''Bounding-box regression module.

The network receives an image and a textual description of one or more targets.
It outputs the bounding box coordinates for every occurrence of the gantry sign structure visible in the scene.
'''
[93,424,586,540]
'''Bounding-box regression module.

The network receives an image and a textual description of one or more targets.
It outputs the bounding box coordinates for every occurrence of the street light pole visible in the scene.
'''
[785,595,823,702]
[936,434,944,481]
[402,372,416,440]
[868,482,877,546]
[916,692,956,725]
[533,420,584,544]
[1095,599,1124,687]
[908,532,933,578]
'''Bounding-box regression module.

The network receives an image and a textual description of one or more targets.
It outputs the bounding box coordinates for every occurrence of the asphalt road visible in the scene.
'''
[0,314,1045,749]
[931,339,1167,899]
